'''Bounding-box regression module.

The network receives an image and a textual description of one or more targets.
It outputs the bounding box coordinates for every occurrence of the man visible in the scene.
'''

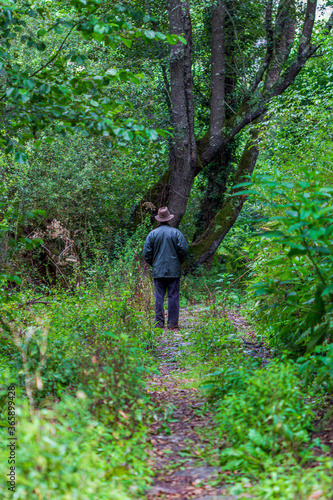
[143,206,189,330]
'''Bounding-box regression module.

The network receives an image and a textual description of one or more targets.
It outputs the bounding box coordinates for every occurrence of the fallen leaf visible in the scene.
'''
[308,491,323,500]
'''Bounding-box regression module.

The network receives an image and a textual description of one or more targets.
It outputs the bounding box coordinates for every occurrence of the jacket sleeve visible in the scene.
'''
[142,233,154,266]
[176,231,189,264]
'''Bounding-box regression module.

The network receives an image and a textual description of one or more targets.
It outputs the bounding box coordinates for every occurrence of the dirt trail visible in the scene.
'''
[144,306,266,500]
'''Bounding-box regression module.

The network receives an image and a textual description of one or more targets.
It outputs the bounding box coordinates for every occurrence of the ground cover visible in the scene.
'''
[144,305,333,500]
[0,279,332,499]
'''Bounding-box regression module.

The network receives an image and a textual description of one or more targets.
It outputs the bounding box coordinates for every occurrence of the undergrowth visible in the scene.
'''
[0,279,157,499]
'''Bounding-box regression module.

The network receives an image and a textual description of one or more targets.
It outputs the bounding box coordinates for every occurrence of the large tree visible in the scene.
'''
[138,0,333,264]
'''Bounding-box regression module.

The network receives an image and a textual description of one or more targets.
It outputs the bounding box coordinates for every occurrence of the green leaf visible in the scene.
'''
[6,87,16,98]
[288,248,308,257]
[94,22,107,34]
[122,130,134,141]
[144,30,156,40]
[230,190,257,196]
[39,83,51,94]
[146,129,158,141]
[23,78,34,90]
[14,152,27,165]
[322,284,333,297]
[156,128,170,138]
[166,34,178,45]
[44,137,55,145]
[36,42,46,51]
[121,37,132,48]
[306,323,330,353]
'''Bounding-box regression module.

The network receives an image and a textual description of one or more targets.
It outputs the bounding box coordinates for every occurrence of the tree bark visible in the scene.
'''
[193,141,236,241]
[168,0,197,228]
[191,134,259,263]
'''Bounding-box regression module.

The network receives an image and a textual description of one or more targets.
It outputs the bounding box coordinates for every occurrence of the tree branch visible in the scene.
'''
[225,4,248,92]
[251,0,274,92]
[209,0,226,140]
[298,0,317,57]
[264,0,297,90]
[200,1,333,167]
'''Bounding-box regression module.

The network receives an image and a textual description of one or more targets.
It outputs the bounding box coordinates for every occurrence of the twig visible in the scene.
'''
[41,244,70,287]
[17,296,49,308]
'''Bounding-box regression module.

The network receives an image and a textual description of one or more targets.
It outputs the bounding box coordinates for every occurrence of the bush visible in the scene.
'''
[0,283,156,499]
[215,360,319,472]
[243,170,333,355]
[0,396,150,499]
[298,344,333,394]
[230,462,333,499]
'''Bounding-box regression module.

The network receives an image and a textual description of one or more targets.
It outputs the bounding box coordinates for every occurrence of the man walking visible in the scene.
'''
[143,207,189,330]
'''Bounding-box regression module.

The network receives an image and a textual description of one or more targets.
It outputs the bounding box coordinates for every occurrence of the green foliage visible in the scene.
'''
[192,316,239,360]
[230,462,333,499]
[214,360,320,472]
[242,170,333,354]
[0,180,44,305]
[0,263,158,420]
[0,0,178,157]
[203,355,259,402]
[0,280,156,498]
[0,396,150,499]
[298,344,333,393]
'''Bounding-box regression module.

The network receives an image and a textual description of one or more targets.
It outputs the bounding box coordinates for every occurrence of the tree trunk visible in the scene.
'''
[191,135,259,263]
[193,141,236,241]
[168,0,197,228]
[135,0,333,265]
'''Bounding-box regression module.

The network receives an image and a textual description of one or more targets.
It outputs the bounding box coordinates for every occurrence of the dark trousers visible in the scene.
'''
[154,278,180,328]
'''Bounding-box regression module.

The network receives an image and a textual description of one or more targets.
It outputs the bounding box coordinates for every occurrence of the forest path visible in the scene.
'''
[144,306,266,500]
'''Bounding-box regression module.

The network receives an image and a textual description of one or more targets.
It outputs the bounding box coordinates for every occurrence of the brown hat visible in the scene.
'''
[155,206,174,222]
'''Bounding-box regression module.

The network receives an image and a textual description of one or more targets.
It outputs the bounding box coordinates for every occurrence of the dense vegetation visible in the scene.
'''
[1,0,333,498]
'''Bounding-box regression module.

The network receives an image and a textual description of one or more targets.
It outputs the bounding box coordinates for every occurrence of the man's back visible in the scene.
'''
[143,223,188,278]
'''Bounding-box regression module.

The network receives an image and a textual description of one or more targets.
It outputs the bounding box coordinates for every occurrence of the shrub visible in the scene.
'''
[298,344,333,394]
[0,396,150,499]
[230,462,333,499]
[215,361,318,472]
[243,170,333,355]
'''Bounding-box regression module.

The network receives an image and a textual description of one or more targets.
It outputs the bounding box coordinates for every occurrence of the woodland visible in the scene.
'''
[0,0,333,498]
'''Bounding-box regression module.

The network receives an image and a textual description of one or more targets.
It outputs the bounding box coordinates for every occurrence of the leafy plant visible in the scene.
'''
[229,461,333,499]
[0,180,44,306]
[215,360,320,472]
[241,170,333,353]
[192,317,239,360]
[298,344,333,393]
[0,0,177,158]
[0,395,150,499]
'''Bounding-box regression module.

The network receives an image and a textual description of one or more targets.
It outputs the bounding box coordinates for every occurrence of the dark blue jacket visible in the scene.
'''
[142,223,189,278]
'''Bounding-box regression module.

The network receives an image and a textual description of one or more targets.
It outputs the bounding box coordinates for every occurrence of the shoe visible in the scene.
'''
[154,322,164,329]
[167,324,179,331]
